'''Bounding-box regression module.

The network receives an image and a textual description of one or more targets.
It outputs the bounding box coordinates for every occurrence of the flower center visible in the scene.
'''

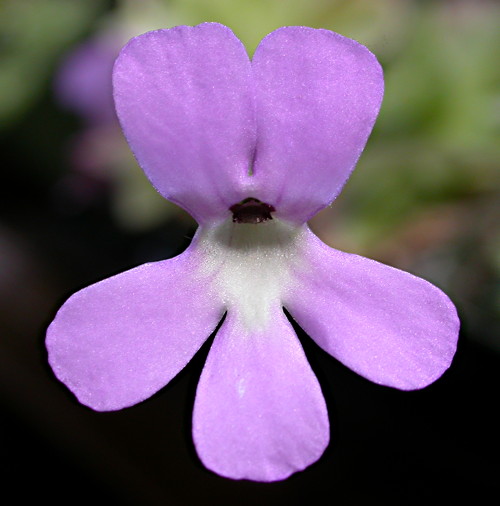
[229,198,276,224]
[196,218,306,331]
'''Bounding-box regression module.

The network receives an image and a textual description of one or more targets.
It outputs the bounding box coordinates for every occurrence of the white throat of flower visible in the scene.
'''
[197,218,306,331]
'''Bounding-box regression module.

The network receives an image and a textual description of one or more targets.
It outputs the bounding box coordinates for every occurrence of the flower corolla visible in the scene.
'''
[46,23,459,482]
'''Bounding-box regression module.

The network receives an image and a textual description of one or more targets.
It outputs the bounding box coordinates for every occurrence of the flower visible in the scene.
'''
[46,23,460,482]
[55,33,119,125]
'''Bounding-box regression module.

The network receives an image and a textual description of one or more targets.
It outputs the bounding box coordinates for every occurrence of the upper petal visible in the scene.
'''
[284,229,459,390]
[251,27,384,223]
[113,23,256,224]
[192,307,329,482]
[46,242,224,411]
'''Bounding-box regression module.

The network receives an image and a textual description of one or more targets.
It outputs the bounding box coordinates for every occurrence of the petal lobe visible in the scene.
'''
[193,308,329,482]
[47,246,224,411]
[285,228,459,390]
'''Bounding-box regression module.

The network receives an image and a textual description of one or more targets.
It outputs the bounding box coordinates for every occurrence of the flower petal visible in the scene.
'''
[46,246,224,411]
[251,27,384,223]
[113,23,256,224]
[284,229,459,390]
[192,308,329,482]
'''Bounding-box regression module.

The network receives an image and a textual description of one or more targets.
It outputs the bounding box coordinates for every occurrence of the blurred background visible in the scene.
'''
[1,0,498,504]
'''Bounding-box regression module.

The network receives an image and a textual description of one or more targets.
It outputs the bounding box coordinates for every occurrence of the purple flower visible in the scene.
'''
[46,23,459,482]
[55,33,120,125]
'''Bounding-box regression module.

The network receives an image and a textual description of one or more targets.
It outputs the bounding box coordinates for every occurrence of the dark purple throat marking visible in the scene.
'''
[230,198,276,224]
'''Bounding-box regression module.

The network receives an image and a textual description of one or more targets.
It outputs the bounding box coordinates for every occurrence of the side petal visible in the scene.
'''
[113,23,256,224]
[192,308,329,482]
[284,229,459,390]
[46,245,224,411]
[251,27,384,223]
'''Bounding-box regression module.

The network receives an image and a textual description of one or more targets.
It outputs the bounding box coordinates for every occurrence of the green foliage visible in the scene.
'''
[0,0,105,128]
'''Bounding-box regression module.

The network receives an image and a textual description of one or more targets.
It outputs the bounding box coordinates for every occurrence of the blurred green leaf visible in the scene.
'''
[0,0,106,128]
[171,0,411,55]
